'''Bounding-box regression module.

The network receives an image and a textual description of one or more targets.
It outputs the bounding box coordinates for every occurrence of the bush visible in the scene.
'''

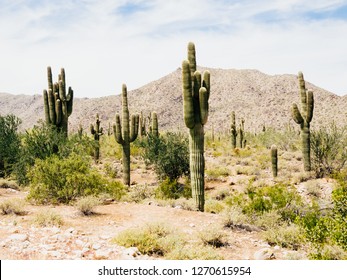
[0,114,21,177]
[13,122,96,185]
[75,196,101,215]
[311,124,347,178]
[155,178,191,200]
[27,153,125,204]
[33,210,64,227]
[0,198,26,215]
[141,133,189,181]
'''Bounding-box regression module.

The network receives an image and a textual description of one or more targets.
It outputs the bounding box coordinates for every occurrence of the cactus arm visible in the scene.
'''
[114,114,124,145]
[55,99,62,125]
[47,89,56,124]
[67,87,73,116]
[43,90,51,124]
[182,60,195,129]
[199,87,209,125]
[187,42,196,75]
[202,71,210,100]
[47,66,53,92]
[90,124,96,135]
[306,90,314,123]
[129,114,139,142]
[291,104,304,124]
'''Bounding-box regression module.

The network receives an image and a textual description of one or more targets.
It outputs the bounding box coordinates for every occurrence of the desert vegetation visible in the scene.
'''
[0,43,347,260]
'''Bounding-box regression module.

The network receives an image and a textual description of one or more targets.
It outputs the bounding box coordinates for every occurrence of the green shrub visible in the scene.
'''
[309,244,347,260]
[27,153,125,204]
[155,178,191,200]
[113,223,176,256]
[263,224,305,250]
[311,124,347,178]
[13,122,96,185]
[0,114,21,177]
[141,133,189,181]
[198,226,228,248]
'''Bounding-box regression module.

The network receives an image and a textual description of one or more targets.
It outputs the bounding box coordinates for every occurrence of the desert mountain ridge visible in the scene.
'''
[1,67,346,134]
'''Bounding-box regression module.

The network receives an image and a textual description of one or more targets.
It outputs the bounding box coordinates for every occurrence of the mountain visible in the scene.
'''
[1,67,346,134]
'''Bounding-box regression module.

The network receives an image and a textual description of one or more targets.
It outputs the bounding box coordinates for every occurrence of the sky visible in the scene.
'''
[1,0,347,98]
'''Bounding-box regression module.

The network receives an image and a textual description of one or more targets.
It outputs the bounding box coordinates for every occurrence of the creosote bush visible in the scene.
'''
[140,132,189,181]
[28,152,125,204]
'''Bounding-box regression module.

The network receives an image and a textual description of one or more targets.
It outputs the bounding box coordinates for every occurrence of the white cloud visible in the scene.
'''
[0,0,347,97]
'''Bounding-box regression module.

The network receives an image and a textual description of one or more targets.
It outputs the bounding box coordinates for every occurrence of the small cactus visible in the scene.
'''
[230,111,237,149]
[291,72,314,171]
[271,145,278,177]
[90,114,103,162]
[182,42,210,212]
[113,84,139,186]
[43,67,73,137]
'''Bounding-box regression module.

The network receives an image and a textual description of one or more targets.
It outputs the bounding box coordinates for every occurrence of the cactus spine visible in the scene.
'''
[271,145,278,177]
[150,112,159,137]
[182,42,210,212]
[231,111,237,149]
[113,84,139,186]
[291,72,314,171]
[43,67,73,137]
[90,114,103,162]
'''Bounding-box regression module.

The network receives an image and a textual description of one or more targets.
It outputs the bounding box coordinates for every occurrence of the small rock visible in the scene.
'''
[92,243,102,250]
[254,248,276,260]
[8,234,28,242]
[189,223,195,228]
[75,239,85,247]
[94,249,111,259]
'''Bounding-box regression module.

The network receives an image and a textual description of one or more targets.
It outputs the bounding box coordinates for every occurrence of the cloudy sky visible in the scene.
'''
[0,0,347,98]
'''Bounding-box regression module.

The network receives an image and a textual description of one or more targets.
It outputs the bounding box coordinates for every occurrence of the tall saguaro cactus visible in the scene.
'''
[271,145,278,178]
[182,42,210,212]
[231,111,237,149]
[43,67,74,137]
[239,118,245,148]
[90,114,103,162]
[291,72,314,171]
[113,84,139,186]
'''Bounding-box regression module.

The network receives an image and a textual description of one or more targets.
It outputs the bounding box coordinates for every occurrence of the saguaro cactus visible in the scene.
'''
[113,84,139,186]
[291,72,314,171]
[150,112,159,137]
[139,111,147,137]
[231,111,238,149]
[43,67,74,137]
[271,145,278,178]
[239,118,245,148]
[90,114,103,162]
[182,42,210,212]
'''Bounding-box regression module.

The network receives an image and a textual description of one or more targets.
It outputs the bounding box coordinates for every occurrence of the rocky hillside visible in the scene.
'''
[1,67,346,134]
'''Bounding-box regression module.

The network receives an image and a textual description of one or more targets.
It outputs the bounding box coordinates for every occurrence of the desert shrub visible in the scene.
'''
[113,223,176,256]
[198,226,228,248]
[27,153,125,204]
[263,224,305,250]
[141,133,189,181]
[206,166,230,180]
[13,122,96,185]
[311,124,347,178]
[0,114,21,177]
[33,210,64,227]
[165,244,223,260]
[0,178,19,190]
[309,244,347,260]
[125,184,154,203]
[204,199,225,214]
[155,178,191,200]
[103,162,118,178]
[0,198,26,215]
[75,196,101,215]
